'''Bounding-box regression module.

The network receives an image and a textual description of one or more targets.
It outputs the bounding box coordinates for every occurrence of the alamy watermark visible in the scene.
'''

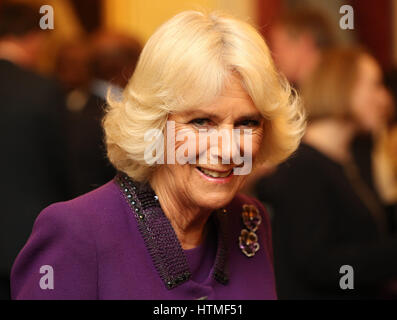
[144,121,254,175]
[339,5,354,30]
[339,265,354,290]
[39,5,54,30]
[39,265,54,290]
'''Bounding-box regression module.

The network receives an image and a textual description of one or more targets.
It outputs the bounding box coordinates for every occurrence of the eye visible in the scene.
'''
[189,118,212,127]
[237,119,261,128]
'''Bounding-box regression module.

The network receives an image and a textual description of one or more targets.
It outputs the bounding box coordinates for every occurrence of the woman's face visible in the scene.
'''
[350,54,392,132]
[154,75,264,210]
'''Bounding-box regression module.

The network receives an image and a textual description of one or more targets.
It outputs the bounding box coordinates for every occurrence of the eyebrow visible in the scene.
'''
[235,113,263,122]
[184,110,263,122]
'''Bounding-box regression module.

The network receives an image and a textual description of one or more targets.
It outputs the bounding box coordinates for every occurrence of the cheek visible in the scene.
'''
[163,163,195,191]
[241,129,264,159]
[351,86,378,120]
[351,84,370,118]
[351,77,381,109]
[252,131,264,154]
[171,123,200,161]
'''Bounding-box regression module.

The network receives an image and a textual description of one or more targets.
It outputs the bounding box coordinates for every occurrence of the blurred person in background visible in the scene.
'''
[54,32,142,197]
[255,47,397,299]
[249,7,338,188]
[90,31,142,98]
[373,123,397,224]
[241,8,337,195]
[55,39,91,98]
[373,71,397,230]
[269,8,337,89]
[0,2,68,299]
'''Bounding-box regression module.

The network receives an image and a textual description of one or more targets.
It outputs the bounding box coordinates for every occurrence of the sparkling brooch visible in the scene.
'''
[239,204,261,257]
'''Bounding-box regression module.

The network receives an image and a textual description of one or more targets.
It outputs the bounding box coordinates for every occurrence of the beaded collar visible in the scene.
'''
[115,172,230,289]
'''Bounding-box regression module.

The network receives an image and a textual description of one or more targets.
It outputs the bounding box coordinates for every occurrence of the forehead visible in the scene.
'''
[169,73,261,121]
[198,74,256,111]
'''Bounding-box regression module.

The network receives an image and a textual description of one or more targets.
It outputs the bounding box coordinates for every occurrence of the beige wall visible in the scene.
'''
[103,0,257,44]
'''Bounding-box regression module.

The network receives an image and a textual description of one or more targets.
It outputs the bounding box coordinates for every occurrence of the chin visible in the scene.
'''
[193,189,239,210]
[181,165,246,209]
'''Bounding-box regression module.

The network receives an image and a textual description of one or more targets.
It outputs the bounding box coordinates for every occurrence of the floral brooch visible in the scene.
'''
[239,204,261,257]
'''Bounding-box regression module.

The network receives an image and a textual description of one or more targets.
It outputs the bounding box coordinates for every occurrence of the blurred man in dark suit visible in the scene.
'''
[55,32,141,197]
[269,8,336,89]
[0,2,68,299]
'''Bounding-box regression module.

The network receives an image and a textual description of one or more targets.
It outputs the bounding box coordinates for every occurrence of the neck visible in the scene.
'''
[149,169,211,250]
[304,118,357,163]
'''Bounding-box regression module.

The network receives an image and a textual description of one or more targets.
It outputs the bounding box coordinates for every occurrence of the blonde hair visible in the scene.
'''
[301,47,368,122]
[103,10,305,181]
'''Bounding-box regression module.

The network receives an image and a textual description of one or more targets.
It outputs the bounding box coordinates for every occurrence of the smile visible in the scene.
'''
[196,167,233,179]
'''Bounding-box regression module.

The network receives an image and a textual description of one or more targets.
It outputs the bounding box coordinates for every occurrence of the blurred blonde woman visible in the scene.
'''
[373,93,397,206]
[255,47,397,299]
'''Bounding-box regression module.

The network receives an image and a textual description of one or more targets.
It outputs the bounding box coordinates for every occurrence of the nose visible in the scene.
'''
[207,125,241,165]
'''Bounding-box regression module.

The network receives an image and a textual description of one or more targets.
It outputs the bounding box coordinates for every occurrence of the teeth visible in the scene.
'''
[199,167,232,178]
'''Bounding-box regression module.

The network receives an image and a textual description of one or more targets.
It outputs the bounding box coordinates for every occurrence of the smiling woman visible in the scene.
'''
[11,10,305,300]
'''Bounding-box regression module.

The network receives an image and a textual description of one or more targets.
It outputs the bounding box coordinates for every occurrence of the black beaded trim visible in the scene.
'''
[115,172,229,289]
[212,209,230,285]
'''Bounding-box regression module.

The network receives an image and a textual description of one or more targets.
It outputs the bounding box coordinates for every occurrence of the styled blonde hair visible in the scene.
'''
[103,10,305,181]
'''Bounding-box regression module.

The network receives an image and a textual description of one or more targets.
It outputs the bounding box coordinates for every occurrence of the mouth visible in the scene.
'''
[196,166,233,178]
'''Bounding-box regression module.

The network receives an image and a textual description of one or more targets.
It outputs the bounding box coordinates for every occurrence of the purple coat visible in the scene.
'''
[11,173,276,299]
